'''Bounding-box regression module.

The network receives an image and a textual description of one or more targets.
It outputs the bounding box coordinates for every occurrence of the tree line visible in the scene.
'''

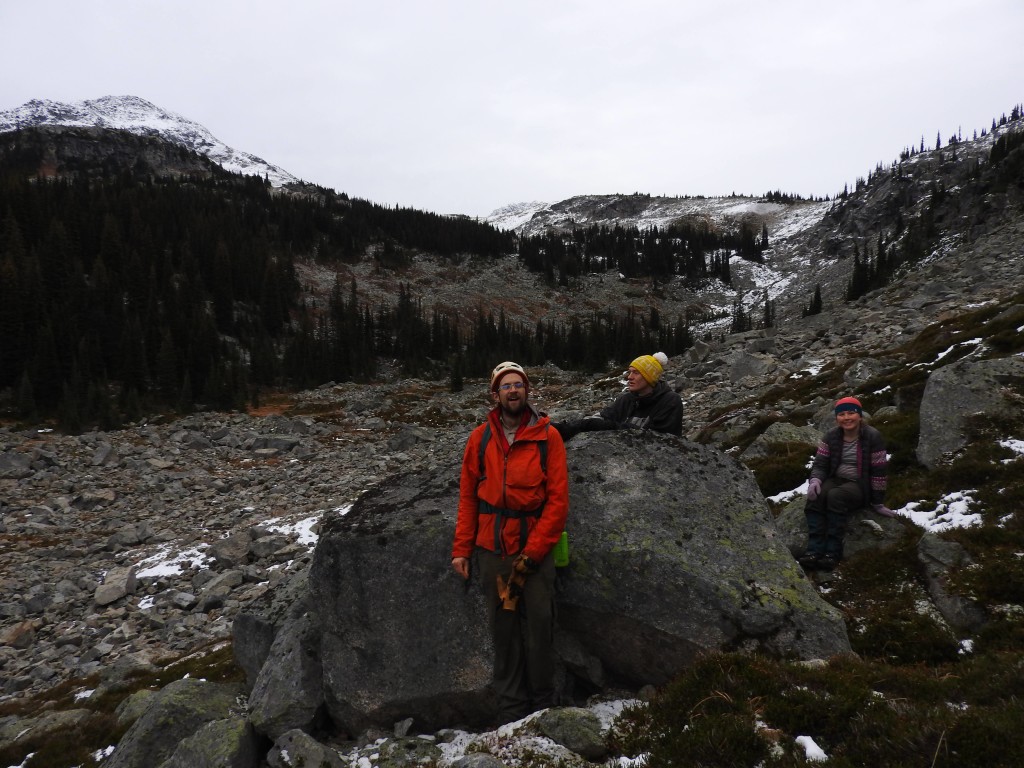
[0,130,701,429]
[31,104,1005,430]
[279,277,694,394]
[517,218,774,287]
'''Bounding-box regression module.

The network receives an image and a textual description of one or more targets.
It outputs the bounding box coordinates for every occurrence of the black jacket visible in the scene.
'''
[597,380,683,435]
[555,380,683,440]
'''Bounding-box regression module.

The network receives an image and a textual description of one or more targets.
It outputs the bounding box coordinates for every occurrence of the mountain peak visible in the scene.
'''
[0,95,299,187]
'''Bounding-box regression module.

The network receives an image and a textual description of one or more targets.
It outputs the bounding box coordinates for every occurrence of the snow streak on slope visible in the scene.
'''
[486,193,833,315]
[485,201,551,230]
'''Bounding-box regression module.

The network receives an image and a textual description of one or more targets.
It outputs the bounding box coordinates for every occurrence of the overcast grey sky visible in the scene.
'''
[2,1,1022,217]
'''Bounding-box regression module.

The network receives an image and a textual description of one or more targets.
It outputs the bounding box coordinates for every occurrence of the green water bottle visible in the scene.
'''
[553,531,570,567]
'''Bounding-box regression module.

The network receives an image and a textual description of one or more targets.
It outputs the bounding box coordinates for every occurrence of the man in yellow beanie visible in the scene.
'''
[628,353,665,390]
[553,351,683,439]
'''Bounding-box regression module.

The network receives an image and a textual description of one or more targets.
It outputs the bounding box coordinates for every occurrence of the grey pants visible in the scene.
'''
[805,477,863,560]
[475,548,557,721]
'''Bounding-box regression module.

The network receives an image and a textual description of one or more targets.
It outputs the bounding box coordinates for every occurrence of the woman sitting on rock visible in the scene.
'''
[799,396,893,571]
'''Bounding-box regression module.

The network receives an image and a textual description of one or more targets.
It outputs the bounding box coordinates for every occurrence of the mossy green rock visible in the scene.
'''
[157,714,261,768]
[105,678,246,768]
[555,431,850,683]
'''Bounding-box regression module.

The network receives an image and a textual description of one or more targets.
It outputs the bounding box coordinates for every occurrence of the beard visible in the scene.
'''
[500,395,526,419]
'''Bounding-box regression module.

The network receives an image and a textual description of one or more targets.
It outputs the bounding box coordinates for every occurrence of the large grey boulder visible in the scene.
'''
[247,611,324,740]
[308,442,494,737]
[0,709,92,754]
[917,356,1024,468]
[728,350,776,383]
[232,567,310,688]
[300,431,849,736]
[739,421,820,461]
[917,534,988,632]
[555,432,850,684]
[535,707,607,760]
[106,678,247,768]
[843,356,896,388]
[774,496,906,559]
[267,729,346,768]
[94,565,138,606]
[156,715,262,768]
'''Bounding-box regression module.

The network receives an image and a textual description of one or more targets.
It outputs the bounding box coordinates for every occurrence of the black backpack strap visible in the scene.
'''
[480,421,547,474]
[478,423,492,478]
[478,501,543,553]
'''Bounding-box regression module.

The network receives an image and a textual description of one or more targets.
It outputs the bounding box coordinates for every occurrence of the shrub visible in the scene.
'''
[638,656,774,767]
[745,441,814,497]
[942,699,1024,767]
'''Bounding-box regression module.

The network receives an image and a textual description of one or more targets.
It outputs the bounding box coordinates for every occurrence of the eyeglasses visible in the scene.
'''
[499,381,525,391]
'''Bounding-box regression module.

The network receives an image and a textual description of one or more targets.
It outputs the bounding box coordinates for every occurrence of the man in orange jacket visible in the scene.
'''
[451,361,569,723]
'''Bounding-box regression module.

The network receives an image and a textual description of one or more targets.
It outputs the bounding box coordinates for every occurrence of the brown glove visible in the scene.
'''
[513,553,538,575]
[497,571,527,611]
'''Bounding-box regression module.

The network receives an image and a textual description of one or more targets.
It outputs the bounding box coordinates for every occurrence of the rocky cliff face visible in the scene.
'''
[0,124,221,182]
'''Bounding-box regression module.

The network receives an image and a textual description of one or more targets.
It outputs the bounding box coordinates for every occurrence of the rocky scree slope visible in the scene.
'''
[1,226,1022,740]
[3,279,1022,765]
[1,163,1023,705]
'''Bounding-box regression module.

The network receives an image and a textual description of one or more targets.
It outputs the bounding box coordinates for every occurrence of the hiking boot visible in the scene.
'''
[818,555,839,571]
[798,552,822,570]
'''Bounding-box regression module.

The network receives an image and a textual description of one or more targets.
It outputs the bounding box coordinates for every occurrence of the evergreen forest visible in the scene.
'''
[0,127,749,430]
[7,110,1018,432]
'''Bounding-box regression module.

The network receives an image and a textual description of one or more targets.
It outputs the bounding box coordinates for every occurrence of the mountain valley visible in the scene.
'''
[1,95,1024,768]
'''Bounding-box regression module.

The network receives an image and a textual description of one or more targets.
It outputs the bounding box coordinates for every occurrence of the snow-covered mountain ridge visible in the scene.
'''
[0,95,299,187]
[3,94,1022,334]
[0,94,828,326]
[485,194,819,238]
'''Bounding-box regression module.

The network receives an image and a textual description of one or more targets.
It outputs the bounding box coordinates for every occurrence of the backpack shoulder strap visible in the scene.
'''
[478,423,492,476]
[479,421,549,474]
[539,423,548,473]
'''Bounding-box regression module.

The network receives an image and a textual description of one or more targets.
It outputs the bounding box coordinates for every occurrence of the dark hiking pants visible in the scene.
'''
[804,477,863,560]
[476,548,557,722]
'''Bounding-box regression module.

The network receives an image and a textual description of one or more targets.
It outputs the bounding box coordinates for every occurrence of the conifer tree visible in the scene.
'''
[761,292,775,329]
[31,321,64,408]
[449,353,464,393]
[156,330,180,399]
[729,300,751,334]
[802,284,823,317]
[57,380,83,435]
[16,371,36,419]
[177,373,194,415]
[0,213,32,385]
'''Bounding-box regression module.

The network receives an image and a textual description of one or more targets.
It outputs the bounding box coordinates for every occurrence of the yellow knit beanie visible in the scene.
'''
[629,352,668,385]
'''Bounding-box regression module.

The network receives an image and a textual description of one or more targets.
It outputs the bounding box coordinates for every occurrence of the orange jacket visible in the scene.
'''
[452,406,569,563]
